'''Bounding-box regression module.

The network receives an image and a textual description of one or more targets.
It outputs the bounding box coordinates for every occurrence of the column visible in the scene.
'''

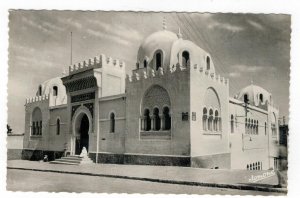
[160,114,165,130]
[151,115,155,131]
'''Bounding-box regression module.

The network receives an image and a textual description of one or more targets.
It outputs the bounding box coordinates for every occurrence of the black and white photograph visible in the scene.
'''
[2,2,297,196]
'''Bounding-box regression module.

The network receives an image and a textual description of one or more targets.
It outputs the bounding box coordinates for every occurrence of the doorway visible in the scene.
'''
[75,114,89,155]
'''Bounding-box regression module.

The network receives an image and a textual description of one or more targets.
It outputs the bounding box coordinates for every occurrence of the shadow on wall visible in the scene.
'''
[22,149,64,161]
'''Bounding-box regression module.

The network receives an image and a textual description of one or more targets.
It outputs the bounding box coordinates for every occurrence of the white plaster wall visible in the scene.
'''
[229,100,271,170]
[23,99,51,150]
[125,67,191,156]
[97,97,126,154]
[190,67,230,158]
[48,106,68,151]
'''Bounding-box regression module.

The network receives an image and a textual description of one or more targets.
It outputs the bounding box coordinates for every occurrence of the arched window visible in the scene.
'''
[39,121,42,135]
[182,51,190,67]
[230,114,234,133]
[258,162,261,170]
[144,60,147,68]
[143,109,151,131]
[202,108,207,131]
[141,85,171,133]
[250,164,252,170]
[256,121,259,134]
[253,163,256,170]
[56,119,60,135]
[206,56,210,70]
[53,86,58,96]
[251,119,254,134]
[153,108,160,131]
[244,94,249,104]
[259,94,263,103]
[38,85,42,96]
[32,107,42,136]
[155,52,162,70]
[163,107,171,130]
[136,62,140,69]
[245,118,247,134]
[208,109,214,131]
[110,113,115,133]
[265,122,267,135]
[247,164,249,170]
[32,122,36,135]
[214,110,219,131]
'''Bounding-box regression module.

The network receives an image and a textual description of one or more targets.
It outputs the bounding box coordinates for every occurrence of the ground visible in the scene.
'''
[7,169,284,195]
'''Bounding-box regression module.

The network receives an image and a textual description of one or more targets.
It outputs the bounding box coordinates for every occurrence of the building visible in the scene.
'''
[22,25,280,170]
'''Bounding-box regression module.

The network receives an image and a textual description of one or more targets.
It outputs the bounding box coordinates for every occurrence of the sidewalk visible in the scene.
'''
[7,160,287,193]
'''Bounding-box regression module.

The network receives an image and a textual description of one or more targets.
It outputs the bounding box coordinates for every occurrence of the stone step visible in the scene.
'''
[55,158,82,163]
[50,154,93,165]
[49,160,80,165]
[61,156,83,161]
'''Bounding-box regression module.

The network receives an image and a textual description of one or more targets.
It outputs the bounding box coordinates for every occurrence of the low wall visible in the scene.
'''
[191,153,231,169]
[22,149,64,161]
[7,149,23,160]
[89,152,190,166]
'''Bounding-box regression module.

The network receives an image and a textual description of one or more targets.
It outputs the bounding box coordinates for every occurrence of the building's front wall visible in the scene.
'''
[48,106,68,151]
[24,99,50,151]
[89,96,126,163]
[125,66,191,166]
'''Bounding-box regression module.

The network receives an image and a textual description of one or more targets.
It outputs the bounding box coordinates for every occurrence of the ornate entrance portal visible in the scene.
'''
[71,106,93,156]
[75,114,89,155]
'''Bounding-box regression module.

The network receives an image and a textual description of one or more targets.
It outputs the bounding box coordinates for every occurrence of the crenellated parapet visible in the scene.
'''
[25,94,49,105]
[195,64,229,87]
[126,63,186,83]
[126,63,228,87]
[68,54,125,75]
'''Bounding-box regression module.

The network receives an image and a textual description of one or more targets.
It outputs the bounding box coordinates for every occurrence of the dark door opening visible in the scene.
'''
[75,114,89,155]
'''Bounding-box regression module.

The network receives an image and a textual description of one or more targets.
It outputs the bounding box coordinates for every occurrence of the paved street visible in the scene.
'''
[7,169,284,195]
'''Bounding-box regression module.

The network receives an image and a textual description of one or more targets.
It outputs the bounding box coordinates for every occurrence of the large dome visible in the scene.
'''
[137,30,178,67]
[236,84,272,106]
[136,28,216,73]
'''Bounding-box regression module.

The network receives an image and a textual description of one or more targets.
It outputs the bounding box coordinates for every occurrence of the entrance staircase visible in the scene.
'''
[50,155,94,165]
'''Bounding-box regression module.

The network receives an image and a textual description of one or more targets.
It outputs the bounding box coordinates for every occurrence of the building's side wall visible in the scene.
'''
[229,99,270,170]
[124,67,191,166]
[23,98,65,160]
[268,105,280,170]
[190,67,230,169]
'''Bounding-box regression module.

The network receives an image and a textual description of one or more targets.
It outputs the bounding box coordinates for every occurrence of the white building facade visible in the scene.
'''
[23,27,280,170]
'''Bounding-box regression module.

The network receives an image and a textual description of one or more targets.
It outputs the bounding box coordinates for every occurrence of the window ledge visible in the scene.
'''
[140,130,171,140]
[202,131,222,135]
[30,135,42,138]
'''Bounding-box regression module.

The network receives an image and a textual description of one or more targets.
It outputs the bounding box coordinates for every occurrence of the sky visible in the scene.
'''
[7,11,290,134]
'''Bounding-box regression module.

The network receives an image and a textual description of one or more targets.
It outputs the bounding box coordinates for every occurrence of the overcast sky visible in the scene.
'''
[7,11,290,133]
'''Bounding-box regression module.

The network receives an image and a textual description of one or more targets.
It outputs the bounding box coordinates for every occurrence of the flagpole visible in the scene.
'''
[70,31,73,65]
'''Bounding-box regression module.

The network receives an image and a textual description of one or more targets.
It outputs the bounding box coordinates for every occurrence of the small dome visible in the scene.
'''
[137,30,178,68]
[36,77,67,106]
[37,77,65,96]
[237,84,272,106]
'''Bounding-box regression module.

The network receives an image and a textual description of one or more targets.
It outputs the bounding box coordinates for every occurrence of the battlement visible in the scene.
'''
[126,63,229,87]
[25,94,49,105]
[195,64,229,87]
[68,54,125,75]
